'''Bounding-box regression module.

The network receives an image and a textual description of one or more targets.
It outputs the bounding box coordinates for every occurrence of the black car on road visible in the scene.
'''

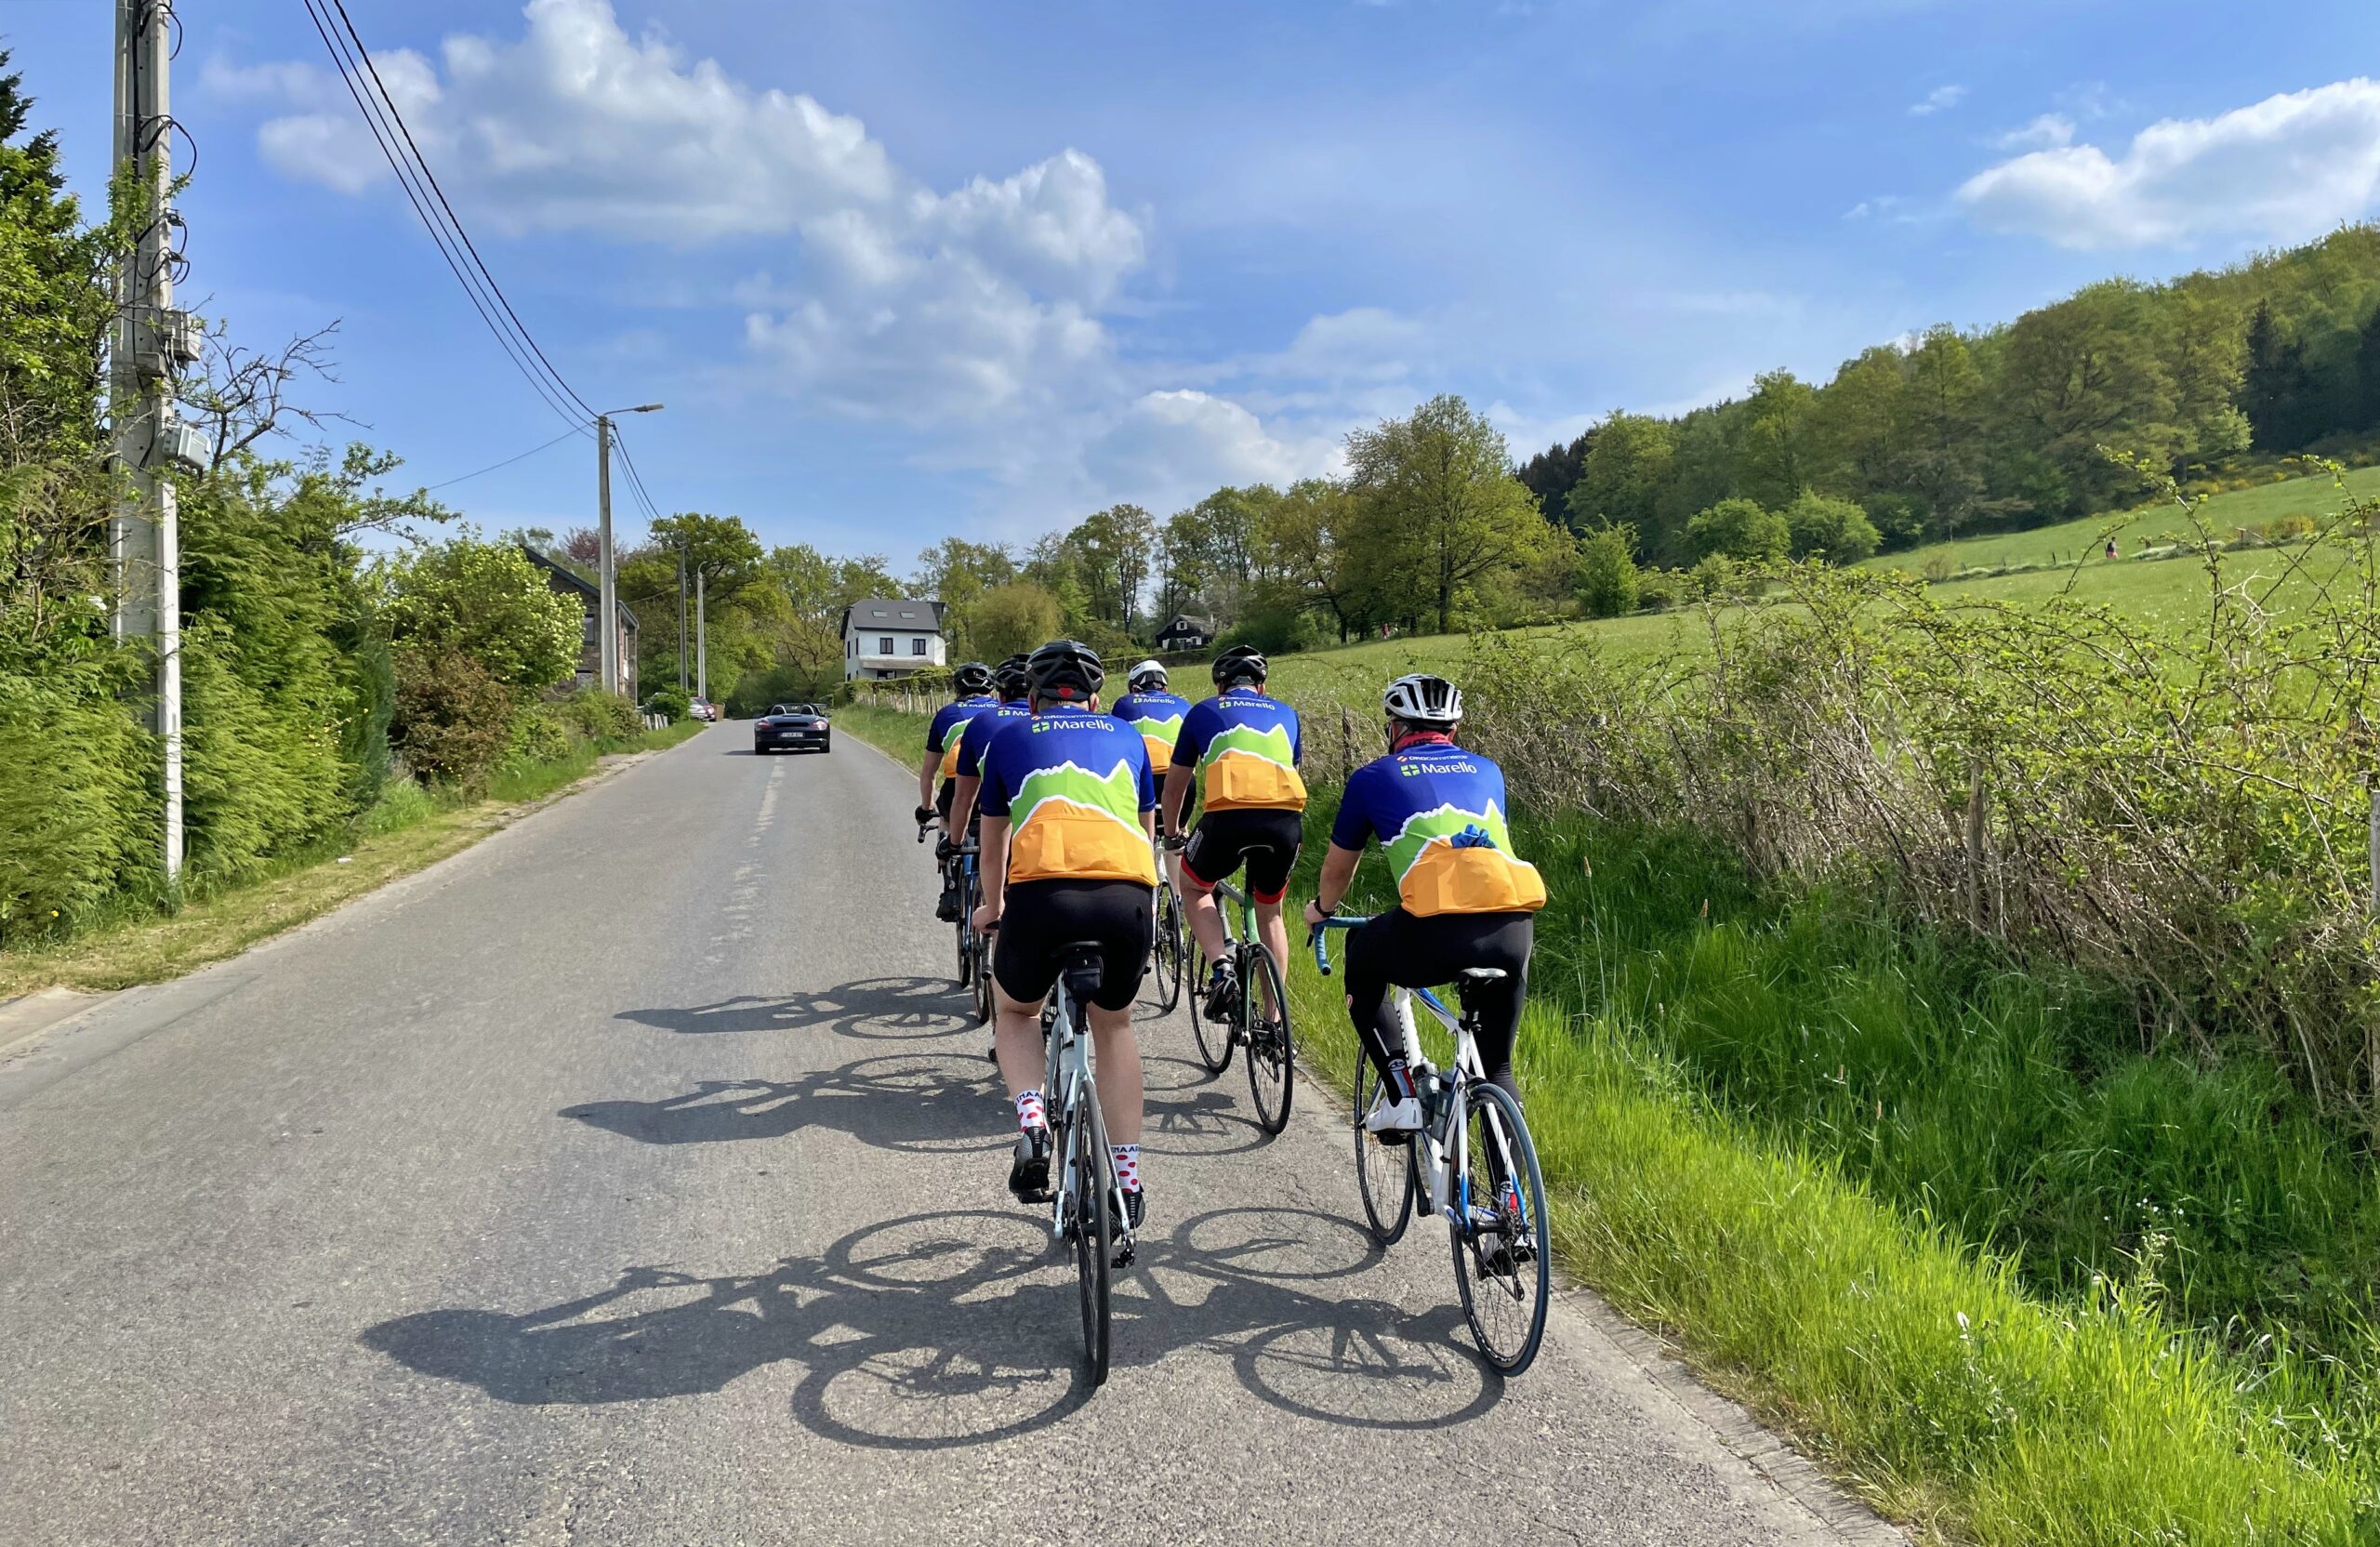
[754,703,831,754]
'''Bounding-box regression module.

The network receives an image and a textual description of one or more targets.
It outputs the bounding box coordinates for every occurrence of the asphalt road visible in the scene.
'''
[0,726,1897,1547]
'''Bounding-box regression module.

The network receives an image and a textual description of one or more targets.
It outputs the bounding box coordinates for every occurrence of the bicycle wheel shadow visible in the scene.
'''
[614,978,971,1041]
[360,1206,1504,1451]
[561,1053,1002,1157]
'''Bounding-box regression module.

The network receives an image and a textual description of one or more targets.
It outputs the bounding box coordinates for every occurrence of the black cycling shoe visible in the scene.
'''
[935,886,960,923]
[1119,1185,1145,1233]
[1201,962,1236,1022]
[1008,1126,1051,1201]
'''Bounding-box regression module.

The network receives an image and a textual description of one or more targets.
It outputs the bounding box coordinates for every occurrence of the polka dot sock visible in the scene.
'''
[1110,1144,1141,1193]
[1015,1090,1045,1131]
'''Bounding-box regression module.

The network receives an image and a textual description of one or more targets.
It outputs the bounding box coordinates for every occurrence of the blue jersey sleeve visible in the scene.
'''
[925,704,959,755]
[1176,697,1219,762]
[975,723,1019,817]
[955,716,989,778]
[1287,706,1302,764]
[1330,765,1378,850]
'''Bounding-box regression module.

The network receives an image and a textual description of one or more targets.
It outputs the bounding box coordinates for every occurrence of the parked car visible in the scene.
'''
[753,702,829,754]
[688,701,717,722]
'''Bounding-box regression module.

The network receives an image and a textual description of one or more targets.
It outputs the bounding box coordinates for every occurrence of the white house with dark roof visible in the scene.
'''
[841,597,948,680]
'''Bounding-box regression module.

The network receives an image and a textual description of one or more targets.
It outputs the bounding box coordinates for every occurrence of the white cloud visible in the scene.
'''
[1909,85,1968,117]
[1991,112,2076,152]
[217,0,1146,430]
[1957,77,2380,248]
[1083,390,1342,513]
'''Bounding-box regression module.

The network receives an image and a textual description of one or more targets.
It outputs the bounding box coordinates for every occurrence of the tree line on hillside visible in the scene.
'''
[1519,226,2380,568]
[0,60,660,944]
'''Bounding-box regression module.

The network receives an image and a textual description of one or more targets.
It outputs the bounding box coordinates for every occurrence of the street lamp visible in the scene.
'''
[595,403,664,695]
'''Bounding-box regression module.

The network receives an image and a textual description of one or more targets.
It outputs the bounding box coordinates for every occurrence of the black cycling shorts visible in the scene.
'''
[1183,808,1302,904]
[934,779,957,825]
[992,879,1154,1012]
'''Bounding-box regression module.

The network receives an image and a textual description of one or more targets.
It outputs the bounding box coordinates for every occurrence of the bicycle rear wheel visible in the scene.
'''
[1188,941,1232,1073]
[1071,1083,1115,1385]
[1151,882,1185,1012]
[1242,945,1293,1135]
[954,874,976,988]
[971,933,995,1027]
[1451,1081,1550,1376]
[1354,1055,1415,1247]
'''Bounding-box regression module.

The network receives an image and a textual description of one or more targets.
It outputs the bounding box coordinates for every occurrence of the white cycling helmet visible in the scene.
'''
[1383,672,1462,726]
[1127,659,1169,693]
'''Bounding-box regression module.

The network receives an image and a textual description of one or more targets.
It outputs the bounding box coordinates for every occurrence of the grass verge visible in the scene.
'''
[0,718,706,999]
[841,699,2373,1543]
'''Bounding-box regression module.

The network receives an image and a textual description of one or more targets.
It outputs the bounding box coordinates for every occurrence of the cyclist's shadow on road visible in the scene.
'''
[562,1054,1003,1156]
[362,1207,1503,1450]
[615,978,972,1040]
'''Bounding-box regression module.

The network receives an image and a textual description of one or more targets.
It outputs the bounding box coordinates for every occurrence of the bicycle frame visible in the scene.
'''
[1042,971,1119,1248]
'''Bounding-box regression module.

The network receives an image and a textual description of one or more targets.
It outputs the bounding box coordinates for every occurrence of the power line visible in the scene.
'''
[611,423,670,526]
[296,0,589,435]
[324,0,598,423]
[420,427,582,492]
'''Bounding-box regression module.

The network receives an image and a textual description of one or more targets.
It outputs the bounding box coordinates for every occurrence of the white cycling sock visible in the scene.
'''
[1111,1144,1141,1193]
[1015,1090,1045,1131]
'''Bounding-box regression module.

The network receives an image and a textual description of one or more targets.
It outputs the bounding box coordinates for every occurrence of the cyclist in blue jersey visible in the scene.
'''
[1112,660,1193,891]
[972,641,1158,1225]
[1161,645,1306,1020]
[945,654,1032,840]
[1302,673,1545,1136]
[918,661,999,921]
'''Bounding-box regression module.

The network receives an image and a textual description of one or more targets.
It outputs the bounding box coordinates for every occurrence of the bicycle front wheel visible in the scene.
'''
[1071,1085,1115,1385]
[1354,1055,1415,1247]
[1451,1081,1550,1376]
[1151,882,1185,1013]
[971,934,995,1026]
[1189,941,1232,1074]
[1241,945,1294,1135]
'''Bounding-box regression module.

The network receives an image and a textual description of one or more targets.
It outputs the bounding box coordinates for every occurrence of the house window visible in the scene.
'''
[878,636,894,654]
[910,637,927,656]
[581,613,596,645]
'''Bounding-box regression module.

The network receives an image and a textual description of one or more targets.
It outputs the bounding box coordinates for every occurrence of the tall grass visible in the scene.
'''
[839,699,2376,1540]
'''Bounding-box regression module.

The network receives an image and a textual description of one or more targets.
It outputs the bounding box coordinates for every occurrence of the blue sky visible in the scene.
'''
[6,0,2378,572]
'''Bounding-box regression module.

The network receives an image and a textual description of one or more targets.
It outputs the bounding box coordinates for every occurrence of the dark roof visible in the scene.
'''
[842,597,943,632]
[520,542,637,630]
[1158,614,1214,634]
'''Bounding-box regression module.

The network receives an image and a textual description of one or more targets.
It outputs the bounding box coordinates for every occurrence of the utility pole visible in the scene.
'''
[593,403,663,696]
[677,544,688,694]
[595,413,616,694]
[112,0,196,884]
[695,567,707,707]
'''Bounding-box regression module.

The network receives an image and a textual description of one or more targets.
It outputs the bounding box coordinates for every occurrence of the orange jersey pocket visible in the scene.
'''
[1009,803,1159,886]
[1201,749,1308,811]
[1398,844,1547,917]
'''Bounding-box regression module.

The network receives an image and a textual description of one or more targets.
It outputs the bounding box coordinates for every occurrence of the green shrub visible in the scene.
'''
[643,685,691,722]
[503,704,575,772]
[390,644,515,791]
[179,617,351,890]
[1574,523,1640,617]
[0,659,155,940]
[554,687,641,745]
[1686,497,1789,563]
[375,534,581,691]
[355,774,436,836]
[1784,491,1883,563]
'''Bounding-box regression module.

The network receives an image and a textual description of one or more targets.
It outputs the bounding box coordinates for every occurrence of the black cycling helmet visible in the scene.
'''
[952,661,994,694]
[1127,659,1169,694]
[993,654,1031,699]
[1212,643,1268,689]
[1025,639,1104,704]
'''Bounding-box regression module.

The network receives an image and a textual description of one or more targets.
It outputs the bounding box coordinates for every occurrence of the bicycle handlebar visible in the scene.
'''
[1308,913,1373,975]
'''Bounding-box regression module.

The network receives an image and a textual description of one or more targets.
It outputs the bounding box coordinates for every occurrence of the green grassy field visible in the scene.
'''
[1266,465,2380,700]
[1867,463,2380,578]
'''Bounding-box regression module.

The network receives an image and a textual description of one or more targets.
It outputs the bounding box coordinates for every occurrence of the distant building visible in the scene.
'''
[1156,614,1215,653]
[522,543,637,699]
[841,597,948,681]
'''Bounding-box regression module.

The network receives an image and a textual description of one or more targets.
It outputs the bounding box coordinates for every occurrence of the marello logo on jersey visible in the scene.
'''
[1400,758,1482,776]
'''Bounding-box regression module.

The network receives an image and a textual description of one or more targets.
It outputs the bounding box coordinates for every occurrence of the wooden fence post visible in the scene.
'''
[1966,760,1988,932]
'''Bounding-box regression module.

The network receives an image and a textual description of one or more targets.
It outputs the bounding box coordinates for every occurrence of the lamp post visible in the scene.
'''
[595,403,663,694]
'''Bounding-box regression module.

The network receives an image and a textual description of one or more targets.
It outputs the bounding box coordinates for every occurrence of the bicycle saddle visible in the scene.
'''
[1458,968,1509,984]
[1058,942,1106,999]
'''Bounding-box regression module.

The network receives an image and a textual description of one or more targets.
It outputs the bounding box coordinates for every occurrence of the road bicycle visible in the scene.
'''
[1008,935,1131,1384]
[923,818,995,1026]
[1169,840,1293,1134]
[1313,917,1550,1376]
